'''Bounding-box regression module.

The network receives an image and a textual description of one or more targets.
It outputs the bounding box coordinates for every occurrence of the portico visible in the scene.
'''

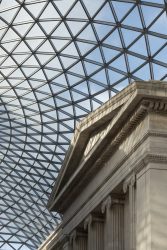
[39,81,167,250]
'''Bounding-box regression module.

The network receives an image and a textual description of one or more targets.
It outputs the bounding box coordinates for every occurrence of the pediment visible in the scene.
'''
[48,81,167,212]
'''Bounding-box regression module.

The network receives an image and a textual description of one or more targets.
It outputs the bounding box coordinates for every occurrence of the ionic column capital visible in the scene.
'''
[123,173,136,193]
[70,230,77,244]
[101,195,124,214]
[84,214,104,230]
[101,196,112,214]
[84,214,92,230]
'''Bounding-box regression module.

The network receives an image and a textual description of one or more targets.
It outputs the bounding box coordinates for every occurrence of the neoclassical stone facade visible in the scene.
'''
[39,81,167,250]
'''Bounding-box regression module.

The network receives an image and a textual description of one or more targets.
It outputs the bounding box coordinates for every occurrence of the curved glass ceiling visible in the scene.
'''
[0,0,166,249]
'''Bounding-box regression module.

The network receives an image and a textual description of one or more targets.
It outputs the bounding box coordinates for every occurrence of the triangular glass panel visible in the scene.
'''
[82,0,104,17]
[40,21,60,35]
[86,47,103,63]
[62,43,78,57]
[26,24,45,38]
[51,39,70,51]
[154,46,167,64]
[84,61,101,75]
[133,63,151,80]
[114,79,129,91]
[94,23,113,40]
[76,99,91,112]
[1,57,16,67]
[44,69,60,80]
[121,28,140,47]
[92,99,102,109]
[52,74,68,87]
[22,67,38,77]
[141,5,163,27]
[25,2,46,18]
[110,54,127,72]
[68,61,85,76]
[2,41,20,53]
[148,35,166,55]
[102,47,120,63]
[67,74,83,86]
[46,57,62,69]
[14,23,33,37]
[40,2,60,19]
[129,36,148,56]
[77,41,95,56]
[75,106,89,116]
[0,47,7,56]
[128,54,145,72]
[150,12,167,35]
[108,69,124,84]
[54,0,74,16]
[67,1,87,19]
[14,8,33,23]
[51,83,66,94]
[0,28,7,40]
[73,81,89,95]
[37,40,55,53]
[123,7,142,28]
[36,54,54,65]
[78,24,97,42]
[23,55,39,66]
[95,3,115,23]
[55,97,70,107]
[91,69,107,85]
[2,28,19,42]
[2,68,15,77]
[31,69,46,81]
[13,41,30,53]
[52,23,71,38]
[112,1,134,21]
[94,90,109,102]
[104,29,122,48]
[60,56,78,68]
[25,39,44,51]
[66,21,87,36]
[89,81,105,95]
[1,8,19,23]
[153,63,167,80]
[71,90,87,101]
[57,90,71,102]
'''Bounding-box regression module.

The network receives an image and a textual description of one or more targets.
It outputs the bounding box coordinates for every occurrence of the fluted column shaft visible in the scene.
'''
[101,196,124,250]
[70,229,87,250]
[84,214,104,250]
[123,174,136,250]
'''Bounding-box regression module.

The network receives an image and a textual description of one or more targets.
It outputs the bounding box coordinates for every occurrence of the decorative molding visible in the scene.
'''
[123,173,136,194]
[84,214,92,230]
[84,214,104,230]
[101,196,112,214]
[101,195,124,214]
[70,229,87,244]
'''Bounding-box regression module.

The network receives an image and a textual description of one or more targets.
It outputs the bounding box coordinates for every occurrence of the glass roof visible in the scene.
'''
[0,0,166,249]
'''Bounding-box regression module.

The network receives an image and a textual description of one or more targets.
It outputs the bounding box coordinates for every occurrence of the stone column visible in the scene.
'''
[101,195,124,250]
[84,214,104,250]
[123,173,136,250]
[70,229,87,250]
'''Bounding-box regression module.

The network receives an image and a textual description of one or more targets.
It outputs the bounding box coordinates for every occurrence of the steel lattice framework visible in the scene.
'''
[0,0,166,249]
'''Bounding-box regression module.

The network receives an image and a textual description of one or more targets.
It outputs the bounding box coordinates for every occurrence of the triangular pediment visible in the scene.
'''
[48,81,167,212]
